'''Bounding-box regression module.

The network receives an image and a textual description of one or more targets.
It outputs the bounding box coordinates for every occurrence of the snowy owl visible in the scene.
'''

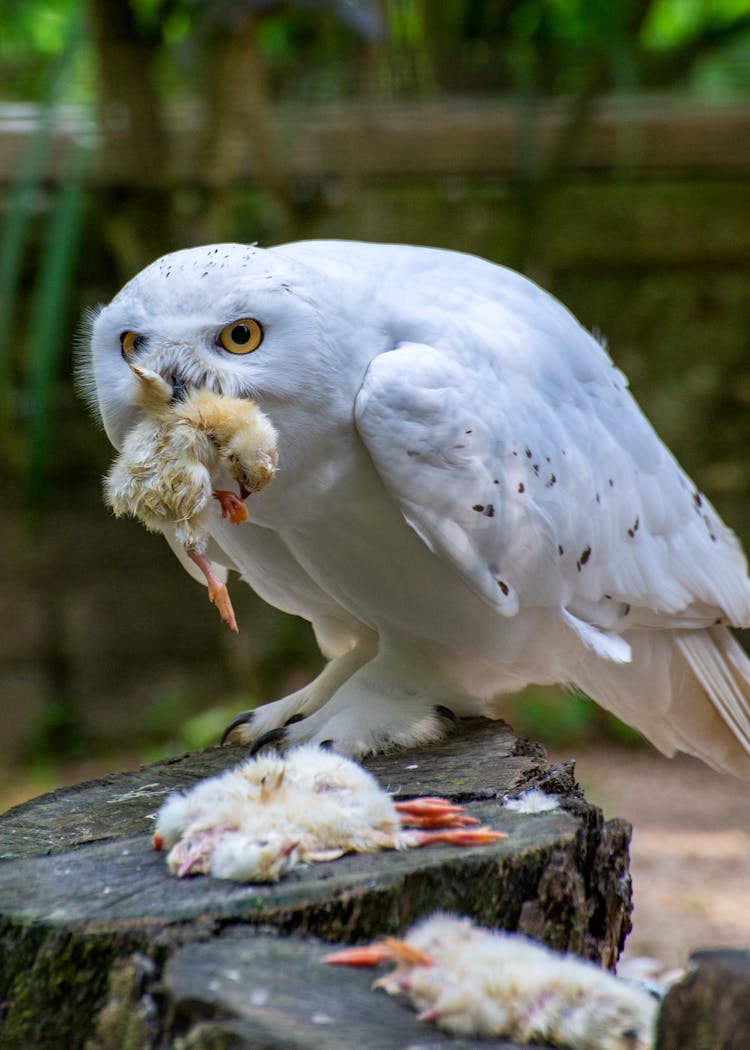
[83,240,750,775]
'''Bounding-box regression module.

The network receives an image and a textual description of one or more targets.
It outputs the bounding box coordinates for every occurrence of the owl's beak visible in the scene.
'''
[170,374,187,403]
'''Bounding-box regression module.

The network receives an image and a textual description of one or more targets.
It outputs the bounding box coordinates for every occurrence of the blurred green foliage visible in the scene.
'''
[3,0,749,501]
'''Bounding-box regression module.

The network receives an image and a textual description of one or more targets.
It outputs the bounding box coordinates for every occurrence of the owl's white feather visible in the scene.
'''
[84,240,750,774]
[324,913,657,1050]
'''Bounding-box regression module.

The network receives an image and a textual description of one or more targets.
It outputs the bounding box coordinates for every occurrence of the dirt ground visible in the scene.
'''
[553,744,750,972]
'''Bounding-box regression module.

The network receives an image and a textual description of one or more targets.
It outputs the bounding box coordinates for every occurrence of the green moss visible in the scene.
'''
[0,920,143,1050]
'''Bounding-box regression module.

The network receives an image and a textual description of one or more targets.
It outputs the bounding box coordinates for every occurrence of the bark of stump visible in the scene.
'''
[657,949,750,1050]
[0,718,633,1049]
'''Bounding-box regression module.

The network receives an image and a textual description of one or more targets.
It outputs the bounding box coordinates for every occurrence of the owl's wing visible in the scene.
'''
[355,342,750,661]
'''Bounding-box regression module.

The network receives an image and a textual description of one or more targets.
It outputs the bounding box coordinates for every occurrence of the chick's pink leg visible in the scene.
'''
[403,827,506,847]
[187,550,238,633]
[395,797,479,828]
[323,940,433,967]
[213,489,248,525]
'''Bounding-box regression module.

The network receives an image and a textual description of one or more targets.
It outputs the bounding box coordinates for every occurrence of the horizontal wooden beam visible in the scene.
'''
[1,94,749,185]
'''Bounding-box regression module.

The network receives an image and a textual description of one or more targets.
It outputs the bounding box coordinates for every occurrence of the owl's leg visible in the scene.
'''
[245,644,482,757]
[221,638,377,746]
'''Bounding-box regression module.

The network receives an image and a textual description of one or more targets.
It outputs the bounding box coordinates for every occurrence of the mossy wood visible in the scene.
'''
[657,948,750,1050]
[0,719,632,1049]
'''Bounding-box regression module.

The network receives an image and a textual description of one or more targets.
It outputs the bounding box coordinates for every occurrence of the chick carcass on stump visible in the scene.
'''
[104,363,278,631]
[152,745,505,882]
[325,914,657,1050]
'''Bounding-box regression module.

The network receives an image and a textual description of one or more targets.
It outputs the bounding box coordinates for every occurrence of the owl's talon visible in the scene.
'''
[213,489,248,525]
[220,709,255,746]
[434,704,459,726]
[249,727,288,756]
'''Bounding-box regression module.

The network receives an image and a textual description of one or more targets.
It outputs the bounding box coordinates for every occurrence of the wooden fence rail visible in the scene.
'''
[1,95,749,186]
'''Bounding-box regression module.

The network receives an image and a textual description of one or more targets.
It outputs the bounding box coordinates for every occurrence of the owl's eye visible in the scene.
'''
[219,318,263,354]
[120,331,145,360]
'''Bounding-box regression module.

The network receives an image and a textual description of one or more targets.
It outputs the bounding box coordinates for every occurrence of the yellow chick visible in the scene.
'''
[324,913,658,1050]
[152,745,504,882]
[104,364,278,631]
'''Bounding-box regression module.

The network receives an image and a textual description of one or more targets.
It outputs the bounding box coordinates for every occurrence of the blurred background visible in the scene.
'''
[2,0,750,810]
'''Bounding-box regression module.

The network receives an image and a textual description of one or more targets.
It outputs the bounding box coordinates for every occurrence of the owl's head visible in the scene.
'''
[81,242,367,450]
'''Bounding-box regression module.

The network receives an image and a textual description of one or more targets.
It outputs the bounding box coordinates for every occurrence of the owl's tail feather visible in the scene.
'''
[572,625,750,779]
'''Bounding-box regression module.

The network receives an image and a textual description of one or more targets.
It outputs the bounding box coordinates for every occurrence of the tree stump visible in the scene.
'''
[0,718,633,1049]
[657,949,750,1050]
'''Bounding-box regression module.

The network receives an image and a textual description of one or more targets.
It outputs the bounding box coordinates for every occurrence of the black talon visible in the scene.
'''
[434,704,459,726]
[249,727,288,757]
[319,739,334,751]
[284,713,305,726]
[220,709,255,747]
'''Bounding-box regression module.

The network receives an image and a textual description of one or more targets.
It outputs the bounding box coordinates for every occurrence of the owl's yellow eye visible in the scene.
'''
[120,331,143,360]
[219,318,263,354]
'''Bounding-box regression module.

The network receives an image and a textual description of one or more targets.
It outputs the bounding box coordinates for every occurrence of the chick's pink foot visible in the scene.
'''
[187,549,238,632]
[406,827,506,848]
[395,797,479,828]
[323,940,433,967]
[213,488,248,525]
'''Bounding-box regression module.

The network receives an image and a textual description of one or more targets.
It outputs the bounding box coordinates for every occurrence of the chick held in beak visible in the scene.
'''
[103,363,278,631]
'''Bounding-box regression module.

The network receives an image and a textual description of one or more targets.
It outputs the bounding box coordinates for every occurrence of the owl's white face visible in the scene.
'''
[84,243,369,453]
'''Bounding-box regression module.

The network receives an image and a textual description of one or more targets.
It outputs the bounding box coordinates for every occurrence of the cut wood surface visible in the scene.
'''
[0,718,633,1049]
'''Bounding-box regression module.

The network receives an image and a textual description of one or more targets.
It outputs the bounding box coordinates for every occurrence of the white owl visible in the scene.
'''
[82,240,750,774]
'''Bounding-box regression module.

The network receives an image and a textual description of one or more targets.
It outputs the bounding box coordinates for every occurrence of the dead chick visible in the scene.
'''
[104,364,278,631]
[152,745,504,882]
[324,913,657,1050]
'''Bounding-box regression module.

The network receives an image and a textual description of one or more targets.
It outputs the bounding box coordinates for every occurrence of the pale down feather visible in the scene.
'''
[325,913,658,1050]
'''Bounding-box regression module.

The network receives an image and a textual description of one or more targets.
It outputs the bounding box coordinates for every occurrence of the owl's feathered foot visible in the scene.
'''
[186,550,238,633]
[220,642,480,757]
[228,693,465,758]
